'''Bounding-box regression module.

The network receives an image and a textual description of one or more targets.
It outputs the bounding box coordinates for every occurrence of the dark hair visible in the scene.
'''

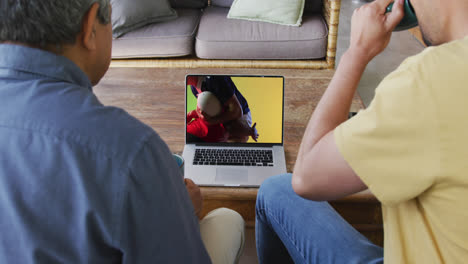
[0,0,110,48]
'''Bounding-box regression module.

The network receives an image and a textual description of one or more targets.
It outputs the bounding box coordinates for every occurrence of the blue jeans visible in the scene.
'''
[256,174,383,264]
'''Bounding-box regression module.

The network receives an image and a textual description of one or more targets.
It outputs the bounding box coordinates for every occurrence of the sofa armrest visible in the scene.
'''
[323,0,341,69]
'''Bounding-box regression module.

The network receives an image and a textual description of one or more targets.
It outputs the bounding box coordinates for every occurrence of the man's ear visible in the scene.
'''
[80,3,100,51]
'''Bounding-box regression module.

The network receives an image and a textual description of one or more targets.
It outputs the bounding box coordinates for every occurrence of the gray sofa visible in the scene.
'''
[111,0,341,69]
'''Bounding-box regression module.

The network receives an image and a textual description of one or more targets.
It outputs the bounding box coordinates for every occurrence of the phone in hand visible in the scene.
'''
[386,0,418,31]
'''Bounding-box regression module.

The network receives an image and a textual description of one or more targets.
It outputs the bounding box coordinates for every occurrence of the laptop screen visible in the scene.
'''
[186,75,284,145]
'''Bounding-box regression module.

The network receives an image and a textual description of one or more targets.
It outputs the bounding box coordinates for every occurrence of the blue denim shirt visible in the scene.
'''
[0,44,211,263]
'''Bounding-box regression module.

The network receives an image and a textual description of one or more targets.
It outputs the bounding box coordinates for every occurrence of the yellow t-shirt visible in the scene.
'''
[335,36,468,263]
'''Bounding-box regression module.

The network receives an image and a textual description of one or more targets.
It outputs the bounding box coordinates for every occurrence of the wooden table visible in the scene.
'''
[94,67,383,245]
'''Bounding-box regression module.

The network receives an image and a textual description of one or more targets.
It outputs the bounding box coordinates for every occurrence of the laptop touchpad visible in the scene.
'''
[215,168,249,184]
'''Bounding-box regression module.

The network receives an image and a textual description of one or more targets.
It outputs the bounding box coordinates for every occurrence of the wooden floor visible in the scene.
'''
[94,67,383,246]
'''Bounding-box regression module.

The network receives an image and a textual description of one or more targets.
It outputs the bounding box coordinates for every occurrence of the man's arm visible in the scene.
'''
[184,178,203,218]
[292,0,405,201]
[120,134,211,263]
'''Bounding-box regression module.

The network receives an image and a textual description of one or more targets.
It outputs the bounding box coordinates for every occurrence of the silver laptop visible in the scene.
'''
[182,74,287,187]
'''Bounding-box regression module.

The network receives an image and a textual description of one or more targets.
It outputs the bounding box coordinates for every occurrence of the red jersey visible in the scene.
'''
[186,111,227,142]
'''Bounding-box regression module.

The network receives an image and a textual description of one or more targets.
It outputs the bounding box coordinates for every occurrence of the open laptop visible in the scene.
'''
[182,74,287,187]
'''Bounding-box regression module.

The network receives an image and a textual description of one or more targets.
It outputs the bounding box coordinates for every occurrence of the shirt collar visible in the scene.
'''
[0,44,92,90]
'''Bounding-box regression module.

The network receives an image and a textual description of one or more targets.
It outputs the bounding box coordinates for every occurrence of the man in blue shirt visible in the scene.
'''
[0,1,244,263]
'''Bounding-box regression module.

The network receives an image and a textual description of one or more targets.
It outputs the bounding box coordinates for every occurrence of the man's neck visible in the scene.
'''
[1,41,96,86]
[444,4,468,42]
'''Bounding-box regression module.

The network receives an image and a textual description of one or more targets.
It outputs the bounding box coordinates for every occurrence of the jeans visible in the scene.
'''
[256,174,384,264]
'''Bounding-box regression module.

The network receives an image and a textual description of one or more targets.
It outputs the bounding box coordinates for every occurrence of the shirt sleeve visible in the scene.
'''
[334,59,440,205]
[187,110,198,123]
[187,76,198,88]
[116,133,211,263]
[187,119,208,139]
[223,77,237,100]
[204,76,235,105]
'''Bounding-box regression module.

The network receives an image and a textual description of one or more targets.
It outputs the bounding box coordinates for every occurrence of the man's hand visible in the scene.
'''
[184,178,203,218]
[187,110,198,123]
[349,0,405,63]
[250,123,259,142]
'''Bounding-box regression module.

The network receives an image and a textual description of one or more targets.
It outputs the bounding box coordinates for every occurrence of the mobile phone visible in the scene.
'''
[386,0,418,31]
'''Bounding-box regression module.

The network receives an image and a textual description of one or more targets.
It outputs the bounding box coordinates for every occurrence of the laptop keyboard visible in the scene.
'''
[193,149,274,166]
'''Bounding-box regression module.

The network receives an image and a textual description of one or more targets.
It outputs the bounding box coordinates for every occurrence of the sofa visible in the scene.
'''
[111,0,341,69]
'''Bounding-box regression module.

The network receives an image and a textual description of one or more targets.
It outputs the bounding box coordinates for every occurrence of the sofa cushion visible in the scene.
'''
[227,0,305,26]
[112,9,202,58]
[111,0,177,38]
[212,0,322,14]
[195,6,328,60]
[169,0,207,8]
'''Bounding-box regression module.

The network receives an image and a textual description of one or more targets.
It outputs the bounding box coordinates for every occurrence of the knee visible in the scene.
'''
[200,208,245,264]
[256,174,293,213]
[202,208,245,232]
[257,174,292,201]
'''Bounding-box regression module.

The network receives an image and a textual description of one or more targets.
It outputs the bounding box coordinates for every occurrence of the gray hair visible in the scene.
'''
[0,0,110,48]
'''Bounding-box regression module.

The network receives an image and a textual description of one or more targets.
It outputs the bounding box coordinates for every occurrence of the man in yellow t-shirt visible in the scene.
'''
[255,0,468,263]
